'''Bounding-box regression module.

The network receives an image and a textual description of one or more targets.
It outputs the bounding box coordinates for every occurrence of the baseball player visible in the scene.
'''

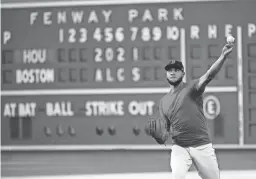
[146,43,234,179]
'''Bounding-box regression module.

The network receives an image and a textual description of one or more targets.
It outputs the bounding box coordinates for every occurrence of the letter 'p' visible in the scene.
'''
[3,31,11,44]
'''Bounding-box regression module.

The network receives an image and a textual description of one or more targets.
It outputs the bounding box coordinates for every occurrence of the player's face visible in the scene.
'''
[166,68,184,86]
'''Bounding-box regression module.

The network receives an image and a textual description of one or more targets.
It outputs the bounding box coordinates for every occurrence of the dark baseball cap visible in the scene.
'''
[164,60,184,71]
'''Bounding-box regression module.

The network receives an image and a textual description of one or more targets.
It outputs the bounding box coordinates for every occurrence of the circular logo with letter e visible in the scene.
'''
[203,95,220,120]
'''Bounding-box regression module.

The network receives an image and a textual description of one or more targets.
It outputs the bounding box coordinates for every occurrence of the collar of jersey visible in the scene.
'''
[169,81,185,94]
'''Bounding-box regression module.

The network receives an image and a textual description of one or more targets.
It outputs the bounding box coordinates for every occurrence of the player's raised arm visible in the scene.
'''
[196,43,234,91]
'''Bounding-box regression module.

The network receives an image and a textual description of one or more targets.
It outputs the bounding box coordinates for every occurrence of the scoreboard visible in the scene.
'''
[1,0,256,150]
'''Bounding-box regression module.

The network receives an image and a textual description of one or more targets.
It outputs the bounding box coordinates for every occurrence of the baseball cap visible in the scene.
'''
[164,60,184,71]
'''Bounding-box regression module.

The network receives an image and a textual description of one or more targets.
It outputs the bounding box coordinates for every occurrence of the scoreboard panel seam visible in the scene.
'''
[2,144,256,151]
[237,26,244,146]
[1,0,235,9]
[1,86,237,96]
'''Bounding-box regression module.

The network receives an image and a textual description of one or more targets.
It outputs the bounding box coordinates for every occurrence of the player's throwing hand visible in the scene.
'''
[222,43,234,57]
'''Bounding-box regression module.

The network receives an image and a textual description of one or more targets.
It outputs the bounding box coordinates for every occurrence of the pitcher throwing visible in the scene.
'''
[146,43,234,179]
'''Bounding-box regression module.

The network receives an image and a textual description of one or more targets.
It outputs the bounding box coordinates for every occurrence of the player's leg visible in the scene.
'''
[170,144,192,179]
[190,143,220,179]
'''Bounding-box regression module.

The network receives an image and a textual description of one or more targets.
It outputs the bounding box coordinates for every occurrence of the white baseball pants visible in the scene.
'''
[171,143,220,179]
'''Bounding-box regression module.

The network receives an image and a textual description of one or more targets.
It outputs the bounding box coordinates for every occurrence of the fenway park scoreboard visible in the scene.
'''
[1,0,256,150]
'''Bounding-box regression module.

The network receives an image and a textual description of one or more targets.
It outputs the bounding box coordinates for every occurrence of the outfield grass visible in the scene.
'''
[2,171,256,179]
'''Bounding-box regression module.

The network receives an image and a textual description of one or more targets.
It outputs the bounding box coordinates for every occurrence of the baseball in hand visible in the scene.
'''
[226,35,235,44]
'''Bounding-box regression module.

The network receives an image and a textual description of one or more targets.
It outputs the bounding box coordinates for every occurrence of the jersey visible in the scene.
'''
[159,79,211,147]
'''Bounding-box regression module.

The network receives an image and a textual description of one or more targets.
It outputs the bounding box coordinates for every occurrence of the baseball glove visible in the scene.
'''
[145,116,170,145]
